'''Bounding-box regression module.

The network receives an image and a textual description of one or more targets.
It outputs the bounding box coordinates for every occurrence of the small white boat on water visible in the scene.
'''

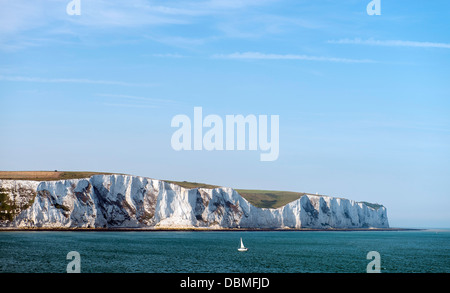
[238,238,248,252]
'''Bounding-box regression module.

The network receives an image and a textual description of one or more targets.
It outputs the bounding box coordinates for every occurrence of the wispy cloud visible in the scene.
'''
[96,93,180,104]
[96,93,184,109]
[212,52,376,63]
[151,53,185,58]
[0,75,154,87]
[329,38,450,49]
[0,1,47,35]
[143,34,209,49]
[0,0,276,33]
[102,103,158,109]
[0,0,280,51]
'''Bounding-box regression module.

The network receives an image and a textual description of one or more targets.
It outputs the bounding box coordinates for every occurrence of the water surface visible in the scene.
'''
[0,230,448,273]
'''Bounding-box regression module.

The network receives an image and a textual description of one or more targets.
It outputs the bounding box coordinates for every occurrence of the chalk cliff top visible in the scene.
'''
[0,171,384,210]
[0,172,388,229]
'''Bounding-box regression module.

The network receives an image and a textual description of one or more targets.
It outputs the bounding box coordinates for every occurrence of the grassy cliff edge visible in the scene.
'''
[0,171,383,210]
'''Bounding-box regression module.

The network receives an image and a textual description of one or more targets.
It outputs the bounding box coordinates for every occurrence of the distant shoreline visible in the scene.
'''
[0,227,422,232]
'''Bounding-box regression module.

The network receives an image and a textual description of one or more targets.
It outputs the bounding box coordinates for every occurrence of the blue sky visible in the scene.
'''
[0,0,449,228]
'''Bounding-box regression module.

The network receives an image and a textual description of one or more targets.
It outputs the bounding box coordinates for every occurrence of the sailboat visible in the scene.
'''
[237,237,248,252]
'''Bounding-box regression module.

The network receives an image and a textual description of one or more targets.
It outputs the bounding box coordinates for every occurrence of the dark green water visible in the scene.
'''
[0,230,449,273]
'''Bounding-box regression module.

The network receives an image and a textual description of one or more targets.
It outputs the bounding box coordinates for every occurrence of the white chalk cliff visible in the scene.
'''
[0,174,389,229]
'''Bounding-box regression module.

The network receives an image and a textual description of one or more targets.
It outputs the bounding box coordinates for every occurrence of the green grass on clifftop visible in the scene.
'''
[0,171,115,181]
[165,180,221,190]
[234,189,307,209]
[164,181,306,208]
[0,172,382,210]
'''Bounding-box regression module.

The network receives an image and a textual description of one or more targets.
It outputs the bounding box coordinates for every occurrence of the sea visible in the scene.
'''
[0,230,449,273]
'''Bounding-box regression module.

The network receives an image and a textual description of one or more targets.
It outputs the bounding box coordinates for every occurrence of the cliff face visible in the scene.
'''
[0,175,389,229]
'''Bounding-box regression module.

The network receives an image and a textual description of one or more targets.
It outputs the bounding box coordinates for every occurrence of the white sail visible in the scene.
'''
[238,237,248,251]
